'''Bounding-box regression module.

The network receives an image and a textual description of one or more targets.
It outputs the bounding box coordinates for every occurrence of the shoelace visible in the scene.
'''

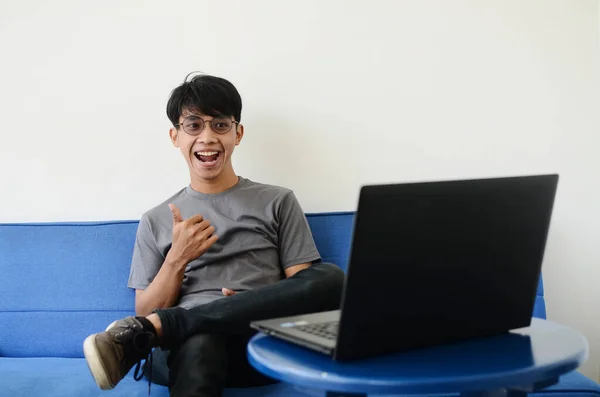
[119,331,155,396]
[133,350,153,396]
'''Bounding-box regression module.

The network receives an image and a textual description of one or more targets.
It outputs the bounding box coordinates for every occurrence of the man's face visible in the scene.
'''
[170,109,244,182]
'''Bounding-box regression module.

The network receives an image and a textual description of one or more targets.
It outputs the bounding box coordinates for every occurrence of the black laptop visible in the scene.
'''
[250,174,559,361]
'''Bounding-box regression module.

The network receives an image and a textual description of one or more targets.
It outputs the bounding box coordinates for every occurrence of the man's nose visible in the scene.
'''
[196,124,219,143]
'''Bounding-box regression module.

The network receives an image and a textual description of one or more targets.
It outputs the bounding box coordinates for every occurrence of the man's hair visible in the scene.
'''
[166,72,242,127]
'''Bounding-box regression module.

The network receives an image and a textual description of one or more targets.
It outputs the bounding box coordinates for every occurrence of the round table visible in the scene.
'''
[247,318,588,397]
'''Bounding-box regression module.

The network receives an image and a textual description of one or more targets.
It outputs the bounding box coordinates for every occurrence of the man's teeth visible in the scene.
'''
[196,151,218,156]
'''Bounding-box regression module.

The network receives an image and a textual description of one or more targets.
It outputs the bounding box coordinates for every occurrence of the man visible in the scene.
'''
[82,73,345,397]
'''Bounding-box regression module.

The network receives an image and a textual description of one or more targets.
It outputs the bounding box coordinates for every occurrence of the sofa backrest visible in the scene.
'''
[0,212,546,358]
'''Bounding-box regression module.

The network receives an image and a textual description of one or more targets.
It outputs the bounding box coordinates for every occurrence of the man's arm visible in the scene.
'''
[134,255,187,316]
[277,191,321,272]
[284,262,311,278]
[134,204,218,316]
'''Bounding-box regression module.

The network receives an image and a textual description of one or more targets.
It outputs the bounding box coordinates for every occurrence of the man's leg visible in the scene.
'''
[145,346,170,387]
[146,333,270,397]
[167,333,229,397]
[154,262,345,347]
[224,332,279,388]
[83,262,344,390]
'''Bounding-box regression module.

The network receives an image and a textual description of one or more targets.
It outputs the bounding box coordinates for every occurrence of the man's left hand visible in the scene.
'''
[222,288,236,297]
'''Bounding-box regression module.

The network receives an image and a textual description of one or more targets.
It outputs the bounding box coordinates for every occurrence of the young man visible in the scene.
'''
[82,73,345,397]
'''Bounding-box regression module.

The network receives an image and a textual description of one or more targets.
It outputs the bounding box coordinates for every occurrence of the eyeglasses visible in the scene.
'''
[175,116,239,136]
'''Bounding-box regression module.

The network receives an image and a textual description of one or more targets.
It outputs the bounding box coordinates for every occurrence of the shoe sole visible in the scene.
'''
[83,333,115,390]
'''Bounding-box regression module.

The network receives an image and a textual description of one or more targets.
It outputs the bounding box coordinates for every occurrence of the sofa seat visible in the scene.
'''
[0,357,308,397]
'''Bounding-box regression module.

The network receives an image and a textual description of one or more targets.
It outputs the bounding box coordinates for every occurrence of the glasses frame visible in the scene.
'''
[175,116,239,136]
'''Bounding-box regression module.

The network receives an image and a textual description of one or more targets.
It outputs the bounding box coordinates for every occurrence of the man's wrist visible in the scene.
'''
[164,254,188,271]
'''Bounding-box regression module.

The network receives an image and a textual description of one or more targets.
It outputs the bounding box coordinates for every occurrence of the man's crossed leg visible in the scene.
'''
[83,262,345,395]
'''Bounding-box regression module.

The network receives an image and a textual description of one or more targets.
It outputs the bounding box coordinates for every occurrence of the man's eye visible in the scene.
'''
[186,123,201,130]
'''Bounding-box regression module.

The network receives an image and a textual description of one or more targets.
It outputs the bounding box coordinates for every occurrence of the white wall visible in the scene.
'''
[1,0,599,381]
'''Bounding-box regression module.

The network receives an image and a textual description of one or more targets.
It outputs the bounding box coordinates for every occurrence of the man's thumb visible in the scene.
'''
[169,203,183,224]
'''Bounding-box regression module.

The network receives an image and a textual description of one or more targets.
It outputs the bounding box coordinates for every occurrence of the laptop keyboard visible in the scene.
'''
[295,321,339,340]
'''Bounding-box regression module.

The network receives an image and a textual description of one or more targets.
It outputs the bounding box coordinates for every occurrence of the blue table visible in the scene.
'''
[247,318,588,397]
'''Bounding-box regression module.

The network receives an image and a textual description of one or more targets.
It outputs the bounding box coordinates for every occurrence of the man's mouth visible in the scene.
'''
[194,151,220,163]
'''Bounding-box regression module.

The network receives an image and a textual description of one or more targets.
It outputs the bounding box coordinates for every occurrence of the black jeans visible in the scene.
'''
[151,262,345,397]
[147,333,277,395]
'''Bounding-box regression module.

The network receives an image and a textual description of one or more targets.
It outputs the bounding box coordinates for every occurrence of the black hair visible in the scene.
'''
[166,72,242,127]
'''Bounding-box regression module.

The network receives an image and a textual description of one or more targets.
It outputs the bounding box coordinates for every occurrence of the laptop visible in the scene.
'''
[250,174,559,361]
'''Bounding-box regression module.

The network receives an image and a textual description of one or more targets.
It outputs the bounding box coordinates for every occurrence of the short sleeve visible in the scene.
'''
[127,214,165,290]
[277,191,321,269]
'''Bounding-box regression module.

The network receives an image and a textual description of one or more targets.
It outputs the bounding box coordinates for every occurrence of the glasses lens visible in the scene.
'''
[211,118,233,134]
[183,118,204,135]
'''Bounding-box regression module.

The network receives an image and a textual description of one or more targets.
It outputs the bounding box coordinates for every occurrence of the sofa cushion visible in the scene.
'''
[0,357,306,397]
[0,221,139,357]
[305,212,354,271]
[0,311,134,357]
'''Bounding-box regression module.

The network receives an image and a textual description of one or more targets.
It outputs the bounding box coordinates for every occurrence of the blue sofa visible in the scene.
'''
[1,212,599,397]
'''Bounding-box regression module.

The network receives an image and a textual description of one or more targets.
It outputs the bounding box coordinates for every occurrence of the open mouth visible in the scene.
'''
[194,151,221,166]
[194,151,220,162]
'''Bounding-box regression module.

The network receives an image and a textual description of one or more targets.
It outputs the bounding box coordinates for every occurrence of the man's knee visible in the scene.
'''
[294,262,345,305]
[304,262,345,286]
[313,261,345,277]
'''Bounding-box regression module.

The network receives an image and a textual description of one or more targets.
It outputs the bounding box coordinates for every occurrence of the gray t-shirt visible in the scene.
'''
[127,177,321,309]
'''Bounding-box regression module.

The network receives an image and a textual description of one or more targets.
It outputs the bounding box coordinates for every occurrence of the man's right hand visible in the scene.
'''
[166,203,218,266]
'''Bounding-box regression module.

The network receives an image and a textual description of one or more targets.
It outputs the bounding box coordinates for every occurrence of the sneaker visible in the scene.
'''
[83,316,156,390]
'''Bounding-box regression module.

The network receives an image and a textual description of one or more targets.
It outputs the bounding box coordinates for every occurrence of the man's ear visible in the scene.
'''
[235,124,244,146]
[169,127,180,147]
